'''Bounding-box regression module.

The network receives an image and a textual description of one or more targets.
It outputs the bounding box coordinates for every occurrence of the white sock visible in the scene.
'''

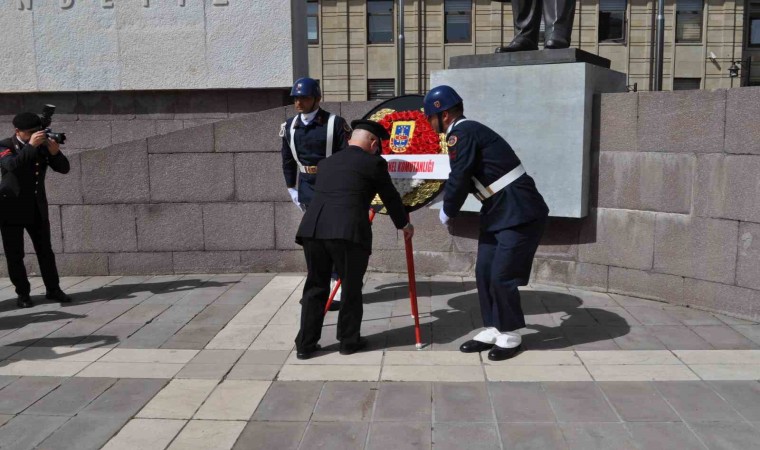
[473,327,500,344]
[494,331,522,349]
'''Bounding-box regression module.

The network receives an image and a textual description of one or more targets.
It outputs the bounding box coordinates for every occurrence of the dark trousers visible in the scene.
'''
[0,211,60,297]
[295,238,370,351]
[299,203,339,284]
[512,0,576,44]
[475,219,546,332]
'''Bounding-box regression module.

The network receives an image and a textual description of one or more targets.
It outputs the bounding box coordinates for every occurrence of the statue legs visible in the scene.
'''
[499,0,541,52]
[496,0,576,52]
[543,0,576,48]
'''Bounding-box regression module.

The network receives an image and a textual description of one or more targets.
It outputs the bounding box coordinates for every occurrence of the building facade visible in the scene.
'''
[307,0,760,100]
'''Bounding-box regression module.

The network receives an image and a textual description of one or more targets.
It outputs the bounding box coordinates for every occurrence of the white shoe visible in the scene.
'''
[494,332,522,349]
[472,327,500,344]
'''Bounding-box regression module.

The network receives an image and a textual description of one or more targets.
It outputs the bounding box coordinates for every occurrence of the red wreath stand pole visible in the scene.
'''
[324,210,423,349]
[403,215,423,349]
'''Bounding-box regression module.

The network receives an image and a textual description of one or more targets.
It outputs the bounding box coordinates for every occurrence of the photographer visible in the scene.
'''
[0,112,72,308]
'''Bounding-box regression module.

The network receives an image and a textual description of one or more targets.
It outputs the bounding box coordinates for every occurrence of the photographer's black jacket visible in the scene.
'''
[0,136,70,225]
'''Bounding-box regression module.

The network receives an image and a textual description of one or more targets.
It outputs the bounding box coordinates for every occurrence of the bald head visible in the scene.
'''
[349,128,381,154]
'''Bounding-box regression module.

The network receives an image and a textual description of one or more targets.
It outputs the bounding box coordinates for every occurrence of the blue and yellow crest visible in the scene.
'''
[390,121,416,153]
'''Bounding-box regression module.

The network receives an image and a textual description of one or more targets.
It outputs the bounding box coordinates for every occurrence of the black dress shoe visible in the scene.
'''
[46,289,72,303]
[544,37,570,49]
[459,340,494,353]
[327,300,341,312]
[17,295,33,309]
[296,344,321,360]
[488,344,523,361]
[339,336,368,355]
[495,39,538,53]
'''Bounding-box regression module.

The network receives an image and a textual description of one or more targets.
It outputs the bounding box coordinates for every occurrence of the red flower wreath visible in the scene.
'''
[377,110,442,155]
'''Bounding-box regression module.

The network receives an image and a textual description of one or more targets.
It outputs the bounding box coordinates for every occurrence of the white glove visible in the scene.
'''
[439,208,450,225]
[287,188,300,209]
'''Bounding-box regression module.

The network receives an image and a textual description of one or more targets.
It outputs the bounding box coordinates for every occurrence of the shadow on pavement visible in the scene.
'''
[359,281,631,350]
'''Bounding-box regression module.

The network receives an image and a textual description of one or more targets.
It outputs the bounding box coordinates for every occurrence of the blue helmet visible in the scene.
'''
[291,77,321,98]
[423,85,463,116]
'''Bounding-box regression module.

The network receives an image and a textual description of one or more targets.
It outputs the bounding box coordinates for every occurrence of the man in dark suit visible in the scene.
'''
[424,86,549,361]
[294,120,414,359]
[280,77,352,311]
[0,113,72,308]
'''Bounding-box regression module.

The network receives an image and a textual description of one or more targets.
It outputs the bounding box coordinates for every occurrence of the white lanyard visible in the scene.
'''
[288,113,336,173]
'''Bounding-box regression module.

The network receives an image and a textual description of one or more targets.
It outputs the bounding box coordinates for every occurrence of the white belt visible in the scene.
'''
[472,164,526,201]
[288,113,336,173]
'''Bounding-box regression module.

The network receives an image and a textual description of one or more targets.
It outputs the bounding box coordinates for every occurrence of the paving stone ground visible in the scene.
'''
[0,274,759,449]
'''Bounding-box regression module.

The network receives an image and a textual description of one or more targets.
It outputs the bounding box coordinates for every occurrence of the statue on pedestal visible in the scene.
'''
[493,0,577,52]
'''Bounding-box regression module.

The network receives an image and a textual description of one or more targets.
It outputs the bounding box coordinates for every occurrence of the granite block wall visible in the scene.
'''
[0,89,289,151]
[4,87,760,321]
[533,87,760,321]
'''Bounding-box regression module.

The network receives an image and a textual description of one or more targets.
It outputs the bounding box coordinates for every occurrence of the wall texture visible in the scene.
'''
[4,87,760,321]
[531,86,760,321]
[1,0,303,92]
[0,89,289,152]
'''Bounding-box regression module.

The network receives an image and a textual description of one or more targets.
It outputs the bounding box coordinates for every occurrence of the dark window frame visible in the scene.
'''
[673,77,702,90]
[444,0,473,44]
[598,0,627,44]
[307,0,319,45]
[749,0,760,47]
[368,79,396,100]
[675,0,704,43]
[367,0,394,44]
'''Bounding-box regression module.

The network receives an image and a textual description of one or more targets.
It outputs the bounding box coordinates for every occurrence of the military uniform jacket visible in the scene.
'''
[281,108,350,206]
[296,146,408,252]
[0,137,70,225]
[444,118,549,232]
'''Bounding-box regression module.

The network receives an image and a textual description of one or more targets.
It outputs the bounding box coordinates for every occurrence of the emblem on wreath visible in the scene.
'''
[363,95,451,213]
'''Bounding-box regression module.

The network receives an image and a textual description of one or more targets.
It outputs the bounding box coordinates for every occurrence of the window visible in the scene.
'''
[307,1,319,44]
[750,59,760,86]
[676,0,703,43]
[368,79,395,100]
[445,0,472,43]
[598,0,626,43]
[673,78,701,90]
[368,0,393,44]
[749,0,760,47]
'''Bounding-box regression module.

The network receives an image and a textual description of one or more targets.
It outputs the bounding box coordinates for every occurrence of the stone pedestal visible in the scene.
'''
[430,49,626,218]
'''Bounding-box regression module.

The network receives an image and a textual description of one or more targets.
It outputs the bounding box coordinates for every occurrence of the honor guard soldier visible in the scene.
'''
[281,77,351,310]
[0,113,72,309]
[280,77,351,209]
[294,120,413,360]
[424,86,549,361]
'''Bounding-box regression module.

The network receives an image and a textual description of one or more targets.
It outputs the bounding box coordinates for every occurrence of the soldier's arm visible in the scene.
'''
[442,130,477,217]
[43,145,70,174]
[0,144,39,173]
[334,117,351,153]
[280,121,297,188]
[374,158,409,229]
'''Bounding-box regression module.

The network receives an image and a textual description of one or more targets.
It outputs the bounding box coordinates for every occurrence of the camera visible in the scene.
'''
[44,128,67,145]
[38,105,67,145]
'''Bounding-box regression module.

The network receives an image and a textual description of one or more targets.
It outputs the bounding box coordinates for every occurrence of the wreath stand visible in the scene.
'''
[323,210,423,349]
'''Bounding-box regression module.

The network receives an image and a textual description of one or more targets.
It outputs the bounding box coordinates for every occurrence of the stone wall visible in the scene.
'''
[532,87,760,321]
[0,89,289,152]
[2,0,304,92]
[5,87,760,321]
